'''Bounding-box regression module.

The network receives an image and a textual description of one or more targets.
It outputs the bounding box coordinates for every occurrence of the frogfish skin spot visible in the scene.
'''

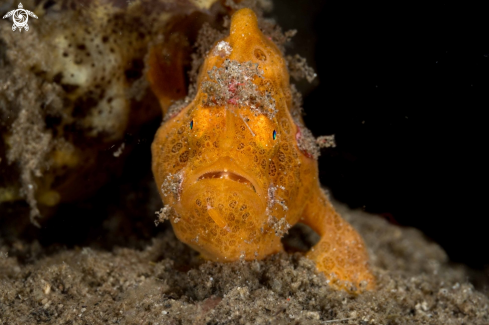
[149,8,375,293]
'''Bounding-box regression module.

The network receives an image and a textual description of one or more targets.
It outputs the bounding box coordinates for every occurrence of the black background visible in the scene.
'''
[274,0,489,269]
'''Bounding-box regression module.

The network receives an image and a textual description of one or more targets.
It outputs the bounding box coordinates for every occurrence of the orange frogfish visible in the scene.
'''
[149,8,375,292]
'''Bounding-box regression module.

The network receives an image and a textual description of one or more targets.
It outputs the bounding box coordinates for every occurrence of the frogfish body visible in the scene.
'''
[149,8,375,292]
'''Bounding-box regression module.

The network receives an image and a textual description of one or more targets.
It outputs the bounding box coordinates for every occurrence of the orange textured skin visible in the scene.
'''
[150,8,375,292]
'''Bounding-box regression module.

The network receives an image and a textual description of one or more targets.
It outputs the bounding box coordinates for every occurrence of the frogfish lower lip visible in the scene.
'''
[197,171,256,193]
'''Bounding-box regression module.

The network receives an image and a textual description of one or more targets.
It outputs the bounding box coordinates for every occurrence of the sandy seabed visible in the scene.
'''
[1,200,488,325]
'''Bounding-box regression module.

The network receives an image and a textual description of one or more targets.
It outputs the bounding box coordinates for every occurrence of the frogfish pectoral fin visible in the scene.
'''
[301,188,376,293]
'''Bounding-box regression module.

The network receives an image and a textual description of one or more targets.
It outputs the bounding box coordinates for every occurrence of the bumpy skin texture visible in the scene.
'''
[150,8,375,292]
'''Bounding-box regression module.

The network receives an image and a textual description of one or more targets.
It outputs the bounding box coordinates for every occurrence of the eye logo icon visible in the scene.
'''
[2,3,38,32]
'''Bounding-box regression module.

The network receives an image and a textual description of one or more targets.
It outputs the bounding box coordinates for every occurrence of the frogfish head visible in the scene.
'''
[151,9,315,261]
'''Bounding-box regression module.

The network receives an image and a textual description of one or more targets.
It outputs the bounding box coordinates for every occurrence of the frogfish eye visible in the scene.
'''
[273,130,277,140]
[190,120,194,130]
